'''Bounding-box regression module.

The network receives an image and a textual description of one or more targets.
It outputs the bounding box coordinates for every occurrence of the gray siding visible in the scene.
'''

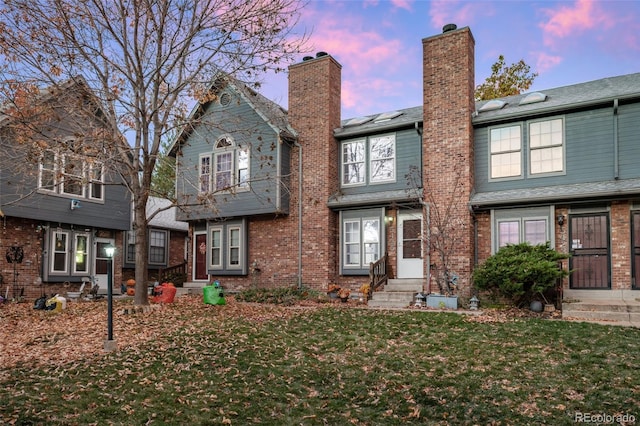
[176,93,289,221]
[338,127,422,198]
[0,152,131,230]
[474,101,640,195]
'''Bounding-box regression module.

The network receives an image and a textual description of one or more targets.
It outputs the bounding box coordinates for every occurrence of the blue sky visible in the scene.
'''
[260,0,640,120]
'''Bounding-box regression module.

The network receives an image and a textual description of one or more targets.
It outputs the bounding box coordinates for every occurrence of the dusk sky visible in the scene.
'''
[259,0,640,120]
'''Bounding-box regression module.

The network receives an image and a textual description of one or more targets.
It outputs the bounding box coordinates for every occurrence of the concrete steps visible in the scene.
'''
[177,281,208,296]
[367,278,424,309]
[562,299,640,327]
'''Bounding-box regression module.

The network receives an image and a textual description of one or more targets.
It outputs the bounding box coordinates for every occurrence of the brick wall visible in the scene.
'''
[610,201,632,290]
[422,26,476,297]
[0,216,124,300]
[288,54,342,290]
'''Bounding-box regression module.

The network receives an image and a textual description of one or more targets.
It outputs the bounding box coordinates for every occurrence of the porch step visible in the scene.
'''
[368,278,424,309]
[177,281,208,296]
[562,299,640,327]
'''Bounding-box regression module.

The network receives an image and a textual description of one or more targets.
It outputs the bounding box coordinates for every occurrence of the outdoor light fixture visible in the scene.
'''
[104,243,116,352]
[469,295,479,310]
[556,214,565,226]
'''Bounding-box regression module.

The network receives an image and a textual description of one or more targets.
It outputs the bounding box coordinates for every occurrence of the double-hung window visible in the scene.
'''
[342,140,365,185]
[340,134,396,187]
[38,149,104,201]
[208,219,247,274]
[493,207,553,252]
[199,136,250,193]
[52,231,69,273]
[149,230,167,265]
[74,233,89,274]
[529,118,564,175]
[341,209,383,274]
[370,135,395,183]
[490,125,521,179]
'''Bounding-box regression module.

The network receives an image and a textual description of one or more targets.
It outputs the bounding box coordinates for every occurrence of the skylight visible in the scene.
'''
[344,116,373,127]
[478,99,506,112]
[374,111,403,122]
[519,92,547,105]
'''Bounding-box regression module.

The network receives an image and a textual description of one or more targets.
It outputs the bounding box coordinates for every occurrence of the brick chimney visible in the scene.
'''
[422,25,476,297]
[288,53,342,288]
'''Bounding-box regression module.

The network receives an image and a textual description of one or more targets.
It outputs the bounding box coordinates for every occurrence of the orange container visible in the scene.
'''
[152,282,177,303]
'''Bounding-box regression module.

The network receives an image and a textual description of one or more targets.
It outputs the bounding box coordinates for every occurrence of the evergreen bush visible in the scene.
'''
[473,243,569,307]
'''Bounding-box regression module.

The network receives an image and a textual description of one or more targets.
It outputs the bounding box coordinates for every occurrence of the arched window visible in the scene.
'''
[199,135,250,193]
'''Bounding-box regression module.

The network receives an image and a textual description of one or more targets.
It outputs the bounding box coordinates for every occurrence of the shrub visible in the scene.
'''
[473,243,569,307]
[235,286,322,305]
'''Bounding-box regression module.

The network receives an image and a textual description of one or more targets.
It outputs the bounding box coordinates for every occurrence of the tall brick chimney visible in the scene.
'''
[422,25,476,297]
[288,53,342,288]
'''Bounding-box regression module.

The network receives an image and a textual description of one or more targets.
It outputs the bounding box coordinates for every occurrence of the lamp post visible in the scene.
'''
[104,243,116,352]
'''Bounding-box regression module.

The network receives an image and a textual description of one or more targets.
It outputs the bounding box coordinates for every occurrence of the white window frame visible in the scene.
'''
[489,124,522,180]
[88,161,104,201]
[39,150,57,192]
[51,230,69,274]
[210,227,222,268]
[199,154,211,194]
[342,217,381,269]
[61,153,85,197]
[227,226,242,269]
[492,207,554,253]
[343,219,361,267]
[528,117,565,176]
[73,233,90,274]
[341,140,365,186]
[369,134,396,184]
[207,135,251,193]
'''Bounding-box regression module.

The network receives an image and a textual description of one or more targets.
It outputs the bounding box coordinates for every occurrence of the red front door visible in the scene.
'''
[194,233,208,281]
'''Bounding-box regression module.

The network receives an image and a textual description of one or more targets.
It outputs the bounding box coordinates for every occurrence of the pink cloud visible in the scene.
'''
[539,0,615,48]
[390,0,413,12]
[531,51,563,74]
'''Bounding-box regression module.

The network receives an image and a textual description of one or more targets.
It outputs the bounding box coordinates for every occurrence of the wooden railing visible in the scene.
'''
[369,252,388,298]
[158,261,187,284]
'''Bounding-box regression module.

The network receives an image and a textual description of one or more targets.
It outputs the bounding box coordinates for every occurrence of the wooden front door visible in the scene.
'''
[569,214,610,289]
[194,232,208,281]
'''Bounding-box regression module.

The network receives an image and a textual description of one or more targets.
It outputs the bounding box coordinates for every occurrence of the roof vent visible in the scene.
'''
[442,24,457,33]
[316,51,328,58]
[302,56,314,61]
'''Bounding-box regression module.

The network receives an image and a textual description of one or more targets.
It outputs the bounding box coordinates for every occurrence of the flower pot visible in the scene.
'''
[426,294,458,309]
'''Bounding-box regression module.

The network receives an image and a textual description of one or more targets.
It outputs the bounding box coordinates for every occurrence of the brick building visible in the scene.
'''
[171,25,640,306]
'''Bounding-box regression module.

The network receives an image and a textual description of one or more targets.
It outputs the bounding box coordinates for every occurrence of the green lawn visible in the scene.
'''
[1,297,639,425]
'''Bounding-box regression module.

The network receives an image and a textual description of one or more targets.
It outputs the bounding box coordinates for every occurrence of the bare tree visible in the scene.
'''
[0,0,307,304]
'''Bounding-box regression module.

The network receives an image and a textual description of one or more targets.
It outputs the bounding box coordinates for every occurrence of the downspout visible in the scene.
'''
[415,122,430,294]
[294,140,303,288]
[613,99,619,180]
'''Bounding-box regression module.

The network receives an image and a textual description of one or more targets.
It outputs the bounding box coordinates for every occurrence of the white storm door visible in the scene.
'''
[94,238,115,294]
[397,212,423,278]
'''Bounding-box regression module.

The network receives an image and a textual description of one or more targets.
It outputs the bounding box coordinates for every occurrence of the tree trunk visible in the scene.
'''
[133,201,150,305]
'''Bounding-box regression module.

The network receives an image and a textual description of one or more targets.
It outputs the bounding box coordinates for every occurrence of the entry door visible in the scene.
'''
[193,232,208,281]
[94,238,115,294]
[569,214,610,289]
[396,212,424,278]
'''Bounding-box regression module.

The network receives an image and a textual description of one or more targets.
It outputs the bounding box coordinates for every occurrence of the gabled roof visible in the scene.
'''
[168,74,296,156]
[147,196,188,232]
